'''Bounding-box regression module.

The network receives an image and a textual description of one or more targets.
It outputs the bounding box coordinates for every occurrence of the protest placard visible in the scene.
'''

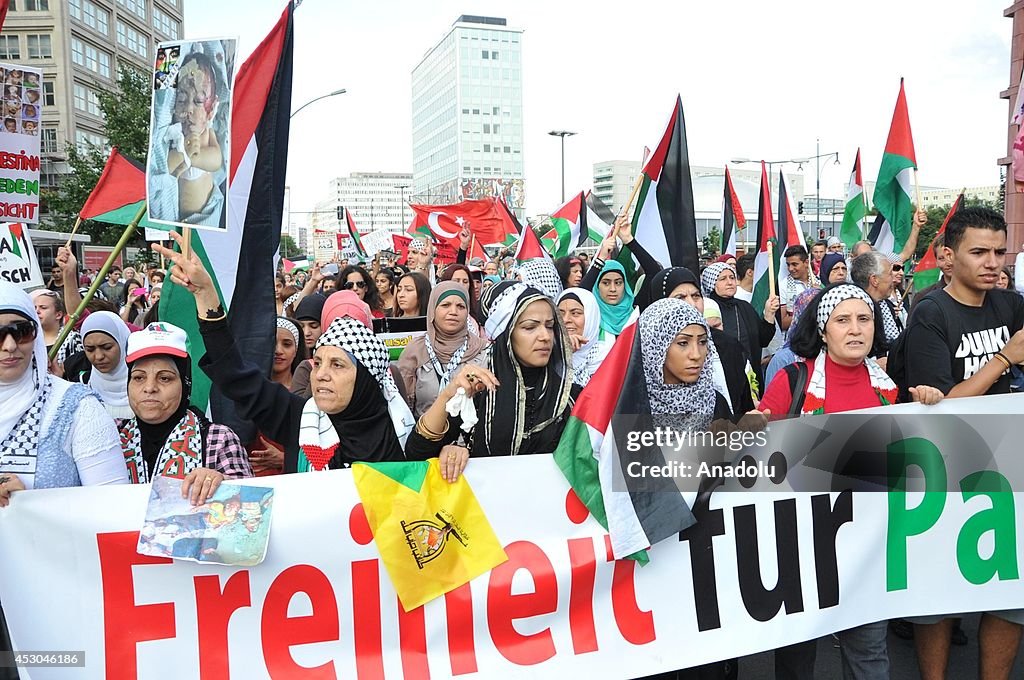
[146,39,237,232]
[0,222,42,288]
[0,63,42,223]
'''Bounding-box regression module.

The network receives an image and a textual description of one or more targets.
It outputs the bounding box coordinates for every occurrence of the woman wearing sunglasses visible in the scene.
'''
[0,282,128,508]
[338,265,385,319]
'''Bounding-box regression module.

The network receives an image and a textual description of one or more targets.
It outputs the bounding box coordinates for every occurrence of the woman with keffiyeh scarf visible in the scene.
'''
[154,234,411,474]
[405,282,580,481]
[701,261,780,395]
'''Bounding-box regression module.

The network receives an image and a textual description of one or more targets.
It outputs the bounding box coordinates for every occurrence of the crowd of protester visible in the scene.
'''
[1,205,1022,679]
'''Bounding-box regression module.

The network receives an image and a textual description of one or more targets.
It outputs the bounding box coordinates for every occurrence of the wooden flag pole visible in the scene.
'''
[620,172,646,221]
[767,240,776,298]
[181,225,192,263]
[63,216,83,250]
[48,202,148,362]
[913,168,922,209]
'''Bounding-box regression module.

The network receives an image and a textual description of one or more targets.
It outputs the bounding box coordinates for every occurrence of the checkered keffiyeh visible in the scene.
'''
[409,237,429,253]
[517,258,562,299]
[276,317,300,345]
[700,262,734,296]
[815,284,875,334]
[315,317,396,399]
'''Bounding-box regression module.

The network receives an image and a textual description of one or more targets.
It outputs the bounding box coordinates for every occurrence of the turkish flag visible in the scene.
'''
[408,198,517,248]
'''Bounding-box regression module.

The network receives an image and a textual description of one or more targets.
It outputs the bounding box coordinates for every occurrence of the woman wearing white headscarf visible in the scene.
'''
[63,311,134,420]
[0,282,127,506]
[556,287,611,387]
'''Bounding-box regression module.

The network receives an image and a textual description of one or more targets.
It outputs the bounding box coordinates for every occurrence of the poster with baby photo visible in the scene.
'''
[0,63,42,224]
[146,39,236,232]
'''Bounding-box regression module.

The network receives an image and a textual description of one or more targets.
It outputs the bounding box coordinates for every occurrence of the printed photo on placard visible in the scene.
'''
[137,476,274,567]
[0,62,42,224]
[145,39,236,232]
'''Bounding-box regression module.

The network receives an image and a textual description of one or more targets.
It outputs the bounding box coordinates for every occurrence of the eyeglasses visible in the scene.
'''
[0,320,37,345]
[342,281,367,290]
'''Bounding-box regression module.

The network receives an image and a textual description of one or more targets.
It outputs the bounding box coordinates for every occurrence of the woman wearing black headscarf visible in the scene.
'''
[119,322,251,503]
[406,282,580,479]
[700,261,780,396]
[153,234,411,473]
[649,267,755,414]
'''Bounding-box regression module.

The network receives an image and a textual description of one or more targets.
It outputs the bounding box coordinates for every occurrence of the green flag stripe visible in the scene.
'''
[360,460,428,492]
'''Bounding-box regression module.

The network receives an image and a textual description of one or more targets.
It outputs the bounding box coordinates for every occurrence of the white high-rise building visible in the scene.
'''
[411,15,525,221]
[310,171,414,234]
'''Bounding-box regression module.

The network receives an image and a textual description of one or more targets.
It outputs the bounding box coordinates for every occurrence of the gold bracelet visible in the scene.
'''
[993,352,1012,371]
[415,417,449,442]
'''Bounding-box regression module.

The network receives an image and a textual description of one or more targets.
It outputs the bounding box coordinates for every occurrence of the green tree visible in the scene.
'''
[702,226,721,256]
[42,65,151,245]
[280,235,300,259]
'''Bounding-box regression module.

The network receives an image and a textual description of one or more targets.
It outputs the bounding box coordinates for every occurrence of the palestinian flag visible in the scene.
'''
[720,166,745,257]
[161,2,293,441]
[78,147,164,229]
[547,191,587,258]
[839,148,868,248]
[553,322,695,561]
[912,193,961,291]
[776,171,810,291]
[513,222,551,264]
[869,79,917,254]
[628,95,699,273]
[750,162,779,317]
[345,209,367,258]
[283,257,309,273]
[584,191,613,242]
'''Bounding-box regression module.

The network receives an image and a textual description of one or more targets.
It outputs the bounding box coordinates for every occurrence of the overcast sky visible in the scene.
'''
[184,0,1012,221]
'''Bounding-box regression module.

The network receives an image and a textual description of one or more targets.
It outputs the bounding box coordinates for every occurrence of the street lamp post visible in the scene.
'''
[732,146,839,234]
[290,88,347,119]
[548,130,577,202]
[397,184,409,229]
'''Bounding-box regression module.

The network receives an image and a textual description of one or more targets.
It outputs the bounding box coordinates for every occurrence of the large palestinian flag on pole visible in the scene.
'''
[751,162,779,318]
[776,171,810,291]
[161,2,293,441]
[912,193,962,291]
[78,147,164,229]
[553,322,695,561]
[628,95,699,272]
[839,148,868,249]
[868,79,917,254]
[547,191,588,258]
[720,166,745,257]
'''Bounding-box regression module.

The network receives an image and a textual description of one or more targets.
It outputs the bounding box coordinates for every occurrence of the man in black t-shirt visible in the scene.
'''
[903,206,1024,679]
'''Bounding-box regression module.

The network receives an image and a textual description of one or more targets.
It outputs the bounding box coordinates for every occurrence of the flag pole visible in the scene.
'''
[620,172,645,221]
[181,225,192,262]
[63,216,83,250]
[913,168,922,210]
[767,240,776,297]
[48,202,148,362]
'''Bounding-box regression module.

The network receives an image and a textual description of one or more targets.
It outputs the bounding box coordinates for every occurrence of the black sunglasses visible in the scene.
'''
[0,320,37,345]
[342,280,367,290]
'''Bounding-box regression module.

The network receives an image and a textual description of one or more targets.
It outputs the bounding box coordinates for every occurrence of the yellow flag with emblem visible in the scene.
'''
[352,458,507,611]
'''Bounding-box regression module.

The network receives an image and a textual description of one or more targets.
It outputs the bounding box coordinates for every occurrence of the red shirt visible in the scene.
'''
[760,355,883,418]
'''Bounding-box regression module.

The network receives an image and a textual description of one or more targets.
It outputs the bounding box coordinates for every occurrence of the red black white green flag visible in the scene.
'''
[720,166,745,257]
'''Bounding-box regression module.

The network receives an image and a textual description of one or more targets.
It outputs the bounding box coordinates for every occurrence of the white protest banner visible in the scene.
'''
[312,229,336,262]
[0,222,43,288]
[0,63,42,223]
[378,329,426,361]
[146,39,237,232]
[360,228,396,258]
[2,393,1024,679]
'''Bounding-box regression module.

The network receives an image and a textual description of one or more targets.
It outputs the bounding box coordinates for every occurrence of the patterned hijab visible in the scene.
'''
[478,285,574,456]
[639,298,718,431]
[517,258,563,300]
[594,260,635,336]
[0,282,49,444]
[700,262,734,297]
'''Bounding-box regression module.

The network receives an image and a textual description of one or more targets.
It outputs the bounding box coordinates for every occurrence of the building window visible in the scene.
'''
[481,50,489,59]
[27,35,52,59]
[153,6,180,38]
[75,129,107,153]
[72,39,112,78]
[493,106,499,115]
[40,128,57,154]
[503,146,510,153]
[73,83,102,116]
[42,81,55,106]
[23,0,49,9]
[483,124,490,133]
[116,0,145,20]
[491,51,498,59]
[493,124,499,134]
[116,21,148,59]
[0,36,18,60]
[70,0,111,35]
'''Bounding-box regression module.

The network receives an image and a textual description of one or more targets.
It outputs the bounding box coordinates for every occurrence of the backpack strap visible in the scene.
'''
[783,361,809,416]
